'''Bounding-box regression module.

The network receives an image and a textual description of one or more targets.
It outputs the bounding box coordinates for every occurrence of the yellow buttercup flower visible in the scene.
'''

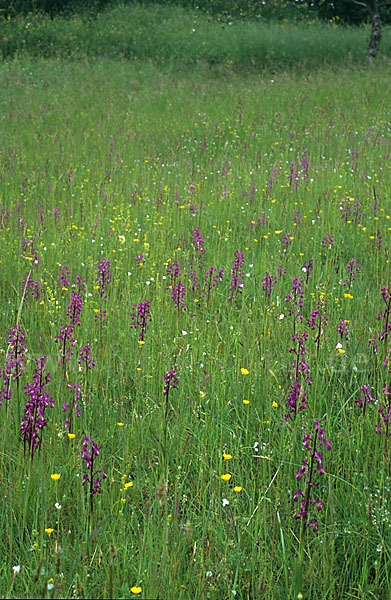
[51,474,61,481]
[221,473,232,482]
[130,586,142,595]
[45,528,54,535]
[241,368,249,375]
[223,453,232,460]
[233,486,243,493]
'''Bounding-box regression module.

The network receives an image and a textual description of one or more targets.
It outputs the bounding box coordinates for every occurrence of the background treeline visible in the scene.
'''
[2,1,390,65]
[2,0,391,24]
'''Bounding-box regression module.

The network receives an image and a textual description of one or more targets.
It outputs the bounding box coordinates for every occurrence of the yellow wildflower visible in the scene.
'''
[131,586,142,595]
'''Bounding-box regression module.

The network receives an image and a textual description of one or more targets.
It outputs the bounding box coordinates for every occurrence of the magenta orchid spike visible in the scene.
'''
[261,272,277,299]
[131,301,152,341]
[96,258,111,300]
[0,326,26,410]
[82,435,107,513]
[164,369,178,418]
[293,419,331,534]
[355,384,374,419]
[78,342,95,374]
[172,280,186,312]
[343,259,360,289]
[21,356,54,462]
[57,265,70,289]
[228,250,244,302]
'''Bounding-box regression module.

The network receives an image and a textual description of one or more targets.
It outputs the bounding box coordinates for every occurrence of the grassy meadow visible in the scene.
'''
[1,3,391,67]
[1,5,391,599]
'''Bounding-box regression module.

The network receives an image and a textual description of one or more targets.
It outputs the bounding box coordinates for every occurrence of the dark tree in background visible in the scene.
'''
[284,0,391,64]
[353,0,391,64]
[318,0,391,63]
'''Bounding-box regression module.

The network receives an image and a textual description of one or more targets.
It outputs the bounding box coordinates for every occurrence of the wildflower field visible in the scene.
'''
[1,44,391,599]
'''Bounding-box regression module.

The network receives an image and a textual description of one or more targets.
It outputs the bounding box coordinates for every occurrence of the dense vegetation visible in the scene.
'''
[1,2,391,599]
[1,2,391,65]
[2,0,391,24]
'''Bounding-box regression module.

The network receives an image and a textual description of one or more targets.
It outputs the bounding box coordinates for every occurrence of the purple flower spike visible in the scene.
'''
[131,301,152,341]
[266,165,279,198]
[355,384,374,419]
[302,259,313,284]
[322,233,334,248]
[288,162,301,191]
[293,420,331,535]
[282,233,293,248]
[21,237,39,266]
[78,342,95,374]
[57,265,70,289]
[228,250,244,302]
[261,272,277,298]
[96,258,111,300]
[172,280,186,312]
[339,198,363,225]
[202,266,224,308]
[82,435,107,513]
[0,326,26,409]
[191,227,205,261]
[166,261,181,289]
[163,369,178,418]
[20,272,43,301]
[337,320,350,341]
[285,277,304,334]
[164,369,178,397]
[67,291,83,327]
[55,324,76,370]
[285,331,312,421]
[286,380,307,421]
[95,308,108,328]
[343,259,360,289]
[21,356,53,462]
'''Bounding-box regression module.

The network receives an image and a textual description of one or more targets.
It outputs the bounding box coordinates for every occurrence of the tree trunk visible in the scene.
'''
[366,0,382,65]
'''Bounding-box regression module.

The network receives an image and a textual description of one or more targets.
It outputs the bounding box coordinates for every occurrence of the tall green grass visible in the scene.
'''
[1,3,391,67]
[1,56,391,598]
